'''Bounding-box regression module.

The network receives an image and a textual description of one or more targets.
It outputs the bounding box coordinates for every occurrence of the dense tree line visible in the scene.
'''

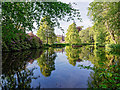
[65,1,119,51]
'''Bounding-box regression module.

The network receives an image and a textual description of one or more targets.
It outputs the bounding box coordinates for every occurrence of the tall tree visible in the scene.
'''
[2,2,82,51]
[93,23,108,46]
[65,23,81,44]
[36,16,56,44]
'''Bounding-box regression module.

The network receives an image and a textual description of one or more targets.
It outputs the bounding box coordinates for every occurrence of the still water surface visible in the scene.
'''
[1,46,120,88]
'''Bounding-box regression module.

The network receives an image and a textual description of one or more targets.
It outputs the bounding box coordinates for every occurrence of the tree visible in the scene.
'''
[2,2,81,44]
[65,23,81,44]
[2,2,82,50]
[88,1,120,44]
[92,23,108,46]
[37,16,56,44]
[79,27,94,44]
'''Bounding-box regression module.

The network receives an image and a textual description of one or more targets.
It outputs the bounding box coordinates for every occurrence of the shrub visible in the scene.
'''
[105,44,120,55]
[2,33,42,51]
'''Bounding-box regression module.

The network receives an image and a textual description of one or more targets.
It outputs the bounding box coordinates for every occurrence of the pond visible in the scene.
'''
[1,46,120,89]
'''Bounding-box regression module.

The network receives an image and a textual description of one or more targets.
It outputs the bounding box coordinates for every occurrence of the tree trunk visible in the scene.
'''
[47,37,48,44]
[46,29,48,44]
[105,21,117,44]
[108,56,115,66]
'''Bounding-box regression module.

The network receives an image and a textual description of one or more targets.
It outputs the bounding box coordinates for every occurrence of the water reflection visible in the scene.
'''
[2,50,43,89]
[76,46,120,89]
[1,46,120,88]
[37,47,56,77]
[65,46,94,66]
[65,46,82,66]
[88,49,120,89]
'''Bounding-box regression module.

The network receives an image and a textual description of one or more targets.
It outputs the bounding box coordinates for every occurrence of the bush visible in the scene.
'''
[30,36,42,49]
[106,44,120,55]
[2,33,43,51]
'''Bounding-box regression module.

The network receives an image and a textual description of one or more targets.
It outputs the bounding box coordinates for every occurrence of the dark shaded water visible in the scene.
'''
[1,46,120,88]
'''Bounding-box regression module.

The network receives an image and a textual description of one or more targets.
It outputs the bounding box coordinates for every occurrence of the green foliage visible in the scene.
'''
[57,37,62,43]
[2,2,81,33]
[93,24,108,46]
[108,44,120,51]
[79,27,94,44]
[37,48,56,77]
[2,50,43,88]
[65,23,81,45]
[79,64,120,89]
[2,2,81,50]
[88,1,120,44]
[37,16,56,45]
[29,36,42,49]
[65,46,81,66]
[2,33,42,51]
[106,44,120,55]
[77,46,120,89]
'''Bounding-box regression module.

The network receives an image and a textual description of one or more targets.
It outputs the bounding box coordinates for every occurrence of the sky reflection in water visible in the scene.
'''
[3,45,118,88]
[26,51,93,88]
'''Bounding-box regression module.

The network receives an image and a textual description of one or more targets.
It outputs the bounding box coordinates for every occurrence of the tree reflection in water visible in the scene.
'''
[1,46,120,89]
[65,46,94,66]
[1,50,43,89]
[77,47,120,89]
[37,47,57,77]
[65,46,82,66]
[65,45,120,89]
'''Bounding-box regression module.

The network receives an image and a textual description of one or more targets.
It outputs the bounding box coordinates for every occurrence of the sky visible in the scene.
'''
[55,1,94,35]
[31,0,94,35]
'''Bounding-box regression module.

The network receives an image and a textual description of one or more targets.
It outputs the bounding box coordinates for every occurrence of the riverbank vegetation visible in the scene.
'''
[2,2,81,51]
[87,1,120,49]
[65,45,120,89]
[64,1,120,52]
[65,23,81,45]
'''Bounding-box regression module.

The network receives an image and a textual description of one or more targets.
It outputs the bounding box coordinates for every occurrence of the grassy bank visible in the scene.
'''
[42,43,70,49]
[42,43,94,49]
[72,43,93,46]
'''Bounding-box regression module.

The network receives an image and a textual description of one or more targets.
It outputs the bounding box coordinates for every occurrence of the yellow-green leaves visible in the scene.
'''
[37,16,56,44]
[65,23,81,44]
